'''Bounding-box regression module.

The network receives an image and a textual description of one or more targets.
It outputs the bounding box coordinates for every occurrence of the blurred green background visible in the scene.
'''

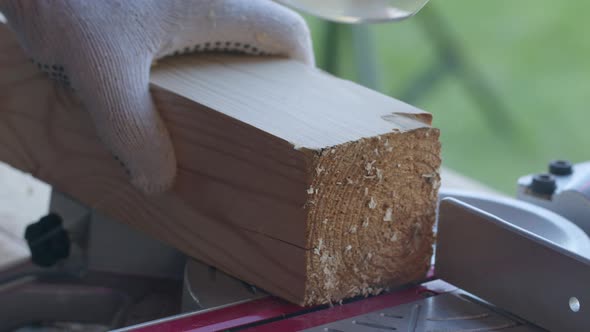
[302,0,590,194]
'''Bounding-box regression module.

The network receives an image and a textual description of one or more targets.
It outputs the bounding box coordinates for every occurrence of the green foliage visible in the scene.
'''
[305,0,590,193]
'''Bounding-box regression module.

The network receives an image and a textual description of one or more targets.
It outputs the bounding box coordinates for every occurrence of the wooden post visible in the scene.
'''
[0,24,441,305]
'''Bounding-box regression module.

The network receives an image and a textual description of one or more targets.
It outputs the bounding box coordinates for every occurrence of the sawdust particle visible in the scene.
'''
[307,186,314,195]
[349,226,357,234]
[362,218,370,228]
[376,168,383,181]
[390,233,398,242]
[345,245,352,251]
[368,197,377,209]
[322,219,328,225]
[364,188,369,196]
[346,177,354,185]
[383,207,394,222]
[316,166,325,176]
[423,173,437,184]
[323,267,336,290]
[365,160,376,174]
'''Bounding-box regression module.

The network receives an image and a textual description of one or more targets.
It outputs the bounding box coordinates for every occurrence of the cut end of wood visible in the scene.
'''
[302,127,441,305]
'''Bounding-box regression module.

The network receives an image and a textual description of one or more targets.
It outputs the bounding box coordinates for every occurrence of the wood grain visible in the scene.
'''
[0,24,441,304]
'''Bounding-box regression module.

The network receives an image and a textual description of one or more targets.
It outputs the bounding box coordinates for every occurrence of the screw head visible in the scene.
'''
[549,160,573,176]
[531,173,557,195]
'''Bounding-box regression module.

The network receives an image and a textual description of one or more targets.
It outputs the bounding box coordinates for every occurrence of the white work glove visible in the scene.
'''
[0,0,314,194]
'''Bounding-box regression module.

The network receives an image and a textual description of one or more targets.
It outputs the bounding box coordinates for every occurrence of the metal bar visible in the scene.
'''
[436,198,590,332]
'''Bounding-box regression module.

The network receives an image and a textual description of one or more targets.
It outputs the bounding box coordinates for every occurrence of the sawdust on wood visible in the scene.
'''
[302,128,441,305]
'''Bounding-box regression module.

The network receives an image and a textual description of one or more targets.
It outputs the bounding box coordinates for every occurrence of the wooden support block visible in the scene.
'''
[0,24,441,305]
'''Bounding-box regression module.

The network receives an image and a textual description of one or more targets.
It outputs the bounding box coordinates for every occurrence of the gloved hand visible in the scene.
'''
[0,0,314,194]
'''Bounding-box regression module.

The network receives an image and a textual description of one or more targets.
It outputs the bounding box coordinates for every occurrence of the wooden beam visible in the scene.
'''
[0,24,441,305]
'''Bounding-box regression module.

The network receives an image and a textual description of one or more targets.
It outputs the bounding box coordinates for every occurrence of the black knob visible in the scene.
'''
[530,173,557,195]
[25,213,70,267]
[549,160,573,176]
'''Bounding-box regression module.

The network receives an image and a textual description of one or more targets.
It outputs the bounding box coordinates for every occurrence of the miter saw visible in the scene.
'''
[1,1,589,331]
